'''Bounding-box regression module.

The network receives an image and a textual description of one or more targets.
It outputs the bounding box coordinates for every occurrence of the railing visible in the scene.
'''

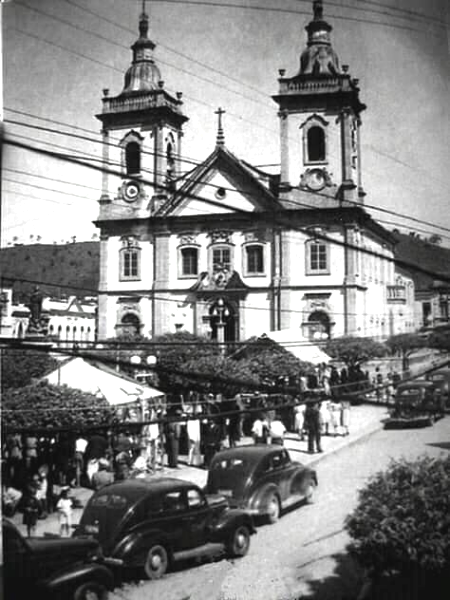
[387,285,406,302]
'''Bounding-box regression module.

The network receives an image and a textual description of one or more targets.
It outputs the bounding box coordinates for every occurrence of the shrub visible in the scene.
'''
[345,455,450,578]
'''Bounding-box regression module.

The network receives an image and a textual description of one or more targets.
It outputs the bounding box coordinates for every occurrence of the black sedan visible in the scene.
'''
[2,517,116,600]
[74,477,255,579]
[205,445,317,524]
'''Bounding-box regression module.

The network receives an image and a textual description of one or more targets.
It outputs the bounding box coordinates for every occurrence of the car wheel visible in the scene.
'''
[227,525,250,558]
[143,544,169,580]
[304,480,317,504]
[73,581,108,600]
[266,493,281,524]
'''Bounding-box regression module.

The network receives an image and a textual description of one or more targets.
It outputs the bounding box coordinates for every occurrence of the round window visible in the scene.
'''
[215,187,226,199]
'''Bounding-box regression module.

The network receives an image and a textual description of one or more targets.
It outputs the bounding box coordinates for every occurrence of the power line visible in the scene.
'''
[148,0,445,35]
[5,115,450,239]
[4,135,450,288]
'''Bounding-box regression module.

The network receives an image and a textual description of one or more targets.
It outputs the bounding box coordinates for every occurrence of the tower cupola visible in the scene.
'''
[299,0,340,75]
[122,10,162,94]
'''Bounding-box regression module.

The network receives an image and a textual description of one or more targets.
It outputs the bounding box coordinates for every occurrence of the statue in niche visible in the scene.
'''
[27,285,44,332]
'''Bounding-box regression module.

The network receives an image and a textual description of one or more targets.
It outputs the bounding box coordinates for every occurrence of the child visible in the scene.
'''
[22,484,40,537]
[56,487,73,537]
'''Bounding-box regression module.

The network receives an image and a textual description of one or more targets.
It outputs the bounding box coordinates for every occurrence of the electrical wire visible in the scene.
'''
[4,135,450,288]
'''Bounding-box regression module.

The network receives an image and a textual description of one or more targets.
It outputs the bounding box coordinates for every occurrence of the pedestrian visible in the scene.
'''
[74,434,88,487]
[2,480,22,517]
[56,487,73,537]
[184,397,202,465]
[22,484,40,537]
[91,458,114,490]
[294,403,306,440]
[340,400,351,436]
[251,413,268,444]
[36,465,50,518]
[269,413,286,445]
[320,399,331,435]
[374,368,384,402]
[165,409,181,468]
[24,434,38,473]
[328,399,341,436]
[303,400,322,454]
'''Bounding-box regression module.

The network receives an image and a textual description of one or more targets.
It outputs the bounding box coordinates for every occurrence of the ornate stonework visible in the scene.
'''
[209,230,231,244]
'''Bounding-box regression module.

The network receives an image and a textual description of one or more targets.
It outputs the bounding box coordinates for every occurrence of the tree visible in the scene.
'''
[345,455,450,599]
[2,381,117,431]
[324,336,387,368]
[385,332,427,372]
[1,349,59,392]
[428,326,450,353]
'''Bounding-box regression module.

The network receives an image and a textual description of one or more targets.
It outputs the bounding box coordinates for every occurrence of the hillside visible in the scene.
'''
[1,233,449,303]
[392,232,450,291]
[0,242,99,301]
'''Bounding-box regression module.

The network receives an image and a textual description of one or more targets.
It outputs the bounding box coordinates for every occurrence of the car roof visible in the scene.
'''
[398,381,435,389]
[212,444,284,462]
[92,477,198,500]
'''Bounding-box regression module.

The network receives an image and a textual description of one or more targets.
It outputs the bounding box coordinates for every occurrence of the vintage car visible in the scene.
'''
[426,367,450,408]
[205,445,318,524]
[384,380,445,429]
[74,477,255,579]
[2,517,116,600]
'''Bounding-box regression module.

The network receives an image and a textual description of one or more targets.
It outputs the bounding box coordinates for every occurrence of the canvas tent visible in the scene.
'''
[262,330,331,365]
[43,356,164,406]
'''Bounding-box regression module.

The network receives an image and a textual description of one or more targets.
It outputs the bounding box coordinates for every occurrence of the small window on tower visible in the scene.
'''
[126,141,141,175]
[307,126,326,162]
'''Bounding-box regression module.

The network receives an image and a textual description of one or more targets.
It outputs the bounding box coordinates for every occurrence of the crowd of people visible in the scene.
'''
[2,364,401,535]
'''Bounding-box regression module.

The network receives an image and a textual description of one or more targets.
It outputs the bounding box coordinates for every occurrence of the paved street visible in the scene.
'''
[110,415,450,600]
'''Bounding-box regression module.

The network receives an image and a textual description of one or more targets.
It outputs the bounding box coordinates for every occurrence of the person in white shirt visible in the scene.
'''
[269,414,286,445]
[252,413,269,444]
[56,487,73,537]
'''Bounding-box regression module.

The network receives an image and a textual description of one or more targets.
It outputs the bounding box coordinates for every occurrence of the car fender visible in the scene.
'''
[290,466,317,495]
[248,483,280,513]
[210,509,256,541]
[112,529,173,566]
[42,563,114,594]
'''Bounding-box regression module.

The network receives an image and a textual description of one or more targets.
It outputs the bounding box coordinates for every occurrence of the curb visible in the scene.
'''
[306,421,384,467]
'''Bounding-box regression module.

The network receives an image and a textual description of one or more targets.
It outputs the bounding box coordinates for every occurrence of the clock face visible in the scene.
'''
[305,168,326,191]
[124,181,140,202]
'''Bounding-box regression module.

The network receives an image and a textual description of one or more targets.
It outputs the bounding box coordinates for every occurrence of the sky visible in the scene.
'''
[2,0,449,247]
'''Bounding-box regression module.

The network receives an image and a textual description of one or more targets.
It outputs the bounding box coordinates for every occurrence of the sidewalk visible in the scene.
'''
[11,404,387,538]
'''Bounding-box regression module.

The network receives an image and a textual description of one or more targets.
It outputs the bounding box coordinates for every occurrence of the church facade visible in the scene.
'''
[95,1,415,344]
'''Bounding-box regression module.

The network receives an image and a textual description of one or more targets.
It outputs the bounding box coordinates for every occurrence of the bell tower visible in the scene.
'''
[96,2,188,216]
[273,0,366,205]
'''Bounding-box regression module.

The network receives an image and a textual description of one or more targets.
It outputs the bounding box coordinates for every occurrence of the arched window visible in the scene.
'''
[307,126,326,162]
[125,141,141,175]
[244,244,264,275]
[58,325,62,339]
[180,247,198,277]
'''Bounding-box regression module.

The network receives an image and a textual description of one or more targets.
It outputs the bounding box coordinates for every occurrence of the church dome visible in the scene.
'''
[299,1,340,75]
[120,11,162,95]
[122,60,161,94]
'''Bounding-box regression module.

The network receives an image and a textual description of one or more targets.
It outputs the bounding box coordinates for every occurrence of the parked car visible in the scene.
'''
[205,445,318,524]
[2,517,116,600]
[74,477,255,580]
[384,380,445,429]
[426,367,450,408]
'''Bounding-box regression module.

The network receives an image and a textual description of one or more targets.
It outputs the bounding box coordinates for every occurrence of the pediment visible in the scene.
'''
[159,147,277,217]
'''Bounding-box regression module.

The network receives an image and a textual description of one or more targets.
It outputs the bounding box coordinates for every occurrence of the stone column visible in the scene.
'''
[279,110,290,187]
[97,233,109,340]
[101,129,110,199]
[153,231,171,334]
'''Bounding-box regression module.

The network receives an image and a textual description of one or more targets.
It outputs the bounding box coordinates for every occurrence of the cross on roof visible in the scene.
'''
[215,107,226,147]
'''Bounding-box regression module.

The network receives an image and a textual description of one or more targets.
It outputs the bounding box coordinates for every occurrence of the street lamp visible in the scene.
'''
[212,298,230,355]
